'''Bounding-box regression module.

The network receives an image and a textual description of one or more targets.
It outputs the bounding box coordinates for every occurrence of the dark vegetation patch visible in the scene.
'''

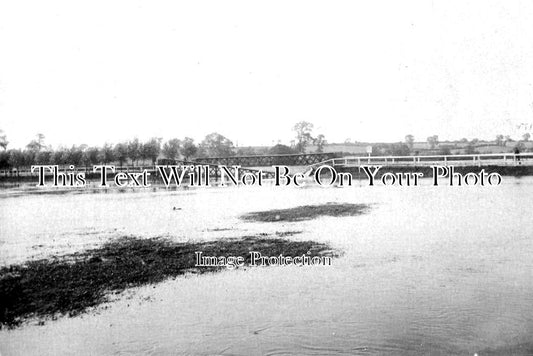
[0,235,335,328]
[241,203,370,222]
[276,231,303,237]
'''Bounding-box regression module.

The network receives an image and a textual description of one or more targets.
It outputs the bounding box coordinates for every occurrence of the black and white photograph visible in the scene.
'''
[1,1,533,355]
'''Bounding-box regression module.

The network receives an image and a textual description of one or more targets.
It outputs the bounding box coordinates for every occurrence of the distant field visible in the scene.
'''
[305,141,533,155]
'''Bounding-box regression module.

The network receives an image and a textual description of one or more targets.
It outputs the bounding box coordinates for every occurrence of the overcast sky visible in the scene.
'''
[1,0,533,149]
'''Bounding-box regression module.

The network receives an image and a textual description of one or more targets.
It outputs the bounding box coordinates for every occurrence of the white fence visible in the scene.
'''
[329,153,533,167]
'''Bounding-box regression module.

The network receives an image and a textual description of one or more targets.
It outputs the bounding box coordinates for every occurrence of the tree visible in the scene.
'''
[52,147,68,165]
[114,142,129,167]
[101,143,115,164]
[427,135,439,149]
[199,133,234,157]
[127,138,141,165]
[26,133,46,152]
[141,137,162,165]
[162,138,181,161]
[68,145,84,166]
[504,135,513,145]
[405,134,414,150]
[26,141,40,153]
[181,137,198,160]
[495,134,504,146]
[523,133,531,142]
[314,134,327,153]
[36,150,52,165]
[0,150,9,169]
[8,149,25,169]
[84,147,100,166]
[22,149,36,166]
[292,121,314,153]
[0,130,8,150]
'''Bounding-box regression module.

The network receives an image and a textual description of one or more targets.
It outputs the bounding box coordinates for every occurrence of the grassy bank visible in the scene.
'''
[0,235,336,328]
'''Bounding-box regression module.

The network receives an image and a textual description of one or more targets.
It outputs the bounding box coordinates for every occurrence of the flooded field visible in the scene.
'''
[1,178,533,355]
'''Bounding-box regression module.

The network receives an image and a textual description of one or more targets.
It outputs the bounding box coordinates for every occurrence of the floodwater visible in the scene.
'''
[1,178,533,355]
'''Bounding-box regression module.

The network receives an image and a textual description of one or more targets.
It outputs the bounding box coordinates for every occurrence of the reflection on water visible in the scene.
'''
[1,178,533,355]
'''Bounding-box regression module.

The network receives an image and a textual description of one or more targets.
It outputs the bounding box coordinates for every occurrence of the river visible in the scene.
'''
[1,177,532,355]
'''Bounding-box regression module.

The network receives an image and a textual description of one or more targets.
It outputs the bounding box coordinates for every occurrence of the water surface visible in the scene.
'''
[1,178,532,355]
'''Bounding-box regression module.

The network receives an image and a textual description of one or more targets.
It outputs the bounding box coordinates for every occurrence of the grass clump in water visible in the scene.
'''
[0,235,335,328]
[241,203,369,222]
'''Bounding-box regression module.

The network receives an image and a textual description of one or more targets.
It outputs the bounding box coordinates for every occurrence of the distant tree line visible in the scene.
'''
[370,132,532,156]
[0,132,240,170]
[1,124,531,169]
[0,122,329,170]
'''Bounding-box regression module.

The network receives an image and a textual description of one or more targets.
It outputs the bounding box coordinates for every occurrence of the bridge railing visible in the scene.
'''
[191,152,339,166]
[330,153,533,167]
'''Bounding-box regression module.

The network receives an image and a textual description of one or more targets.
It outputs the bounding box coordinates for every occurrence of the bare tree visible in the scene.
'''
[141,138,162,165]
[314,134,327,153]
[127,138,141,165]
[0,130,8,150]
[427,135,439,149]
[101,143,115,164]
[293,121,314,153]
[405,134,414,151]
[114,143,129,167]
[181,137,198,161]
[162,138,181,161]
[495,134,504,146]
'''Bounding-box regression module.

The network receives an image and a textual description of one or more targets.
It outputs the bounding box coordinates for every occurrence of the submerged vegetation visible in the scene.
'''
[0,235,336,328]
[241,203,370,222]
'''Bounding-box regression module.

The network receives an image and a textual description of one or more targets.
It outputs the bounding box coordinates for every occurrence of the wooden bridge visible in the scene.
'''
[191,152,338,166]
